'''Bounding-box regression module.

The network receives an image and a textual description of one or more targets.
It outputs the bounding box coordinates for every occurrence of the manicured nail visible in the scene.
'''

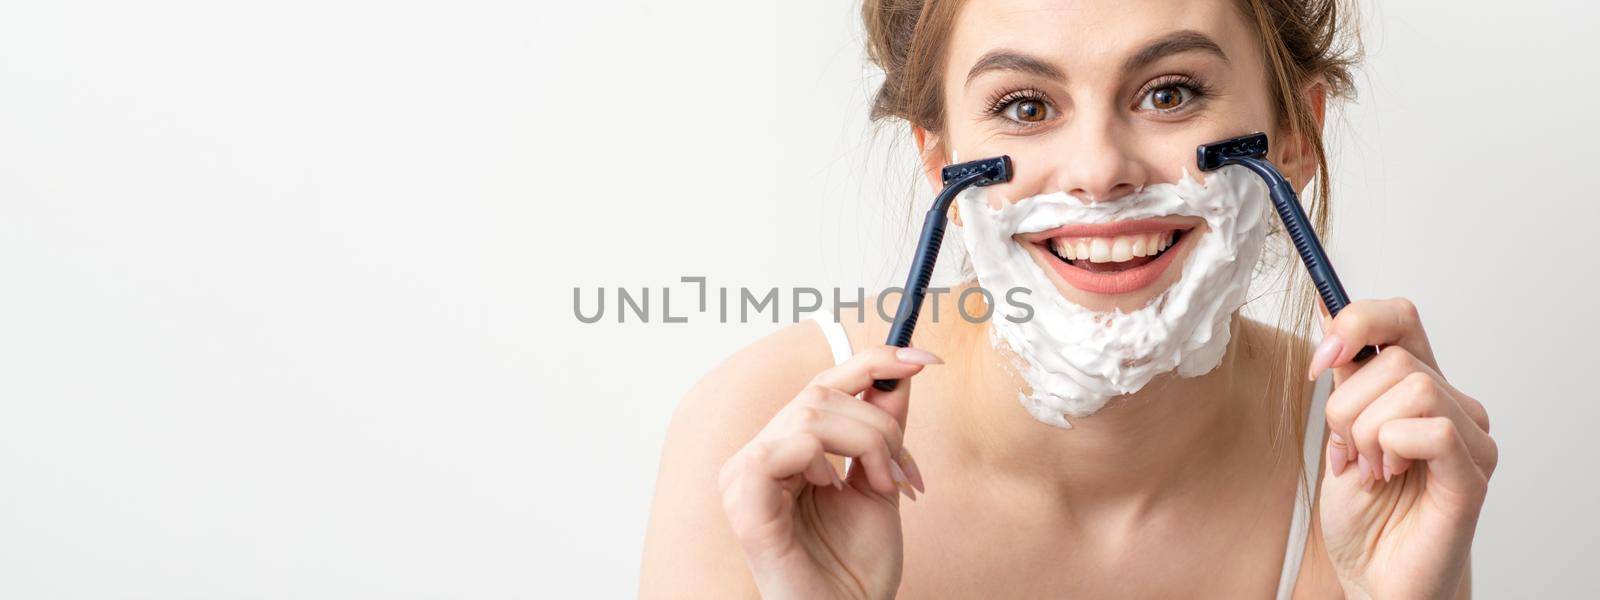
[1356,453,1371,482]
[1374,453,1386,481]
[896,347,943,365]
[1382,462,1393,482]
[829,467,844,490]
[889,460,917,500]
[900,449,926,494]
[1308,334,1344,380]
[1328,433,1348,477]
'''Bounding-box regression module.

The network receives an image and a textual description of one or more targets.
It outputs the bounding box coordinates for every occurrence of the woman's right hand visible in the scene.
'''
[718,344,938,600]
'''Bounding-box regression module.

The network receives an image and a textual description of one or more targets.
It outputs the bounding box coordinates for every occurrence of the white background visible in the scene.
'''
[2,0,1596,597]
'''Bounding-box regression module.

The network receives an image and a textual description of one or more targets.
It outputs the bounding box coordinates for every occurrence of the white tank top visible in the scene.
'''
[809,317,1330,599]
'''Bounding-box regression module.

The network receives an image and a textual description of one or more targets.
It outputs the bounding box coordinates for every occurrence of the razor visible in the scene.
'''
[1197,132,1378,363]
[873,155,1013,392]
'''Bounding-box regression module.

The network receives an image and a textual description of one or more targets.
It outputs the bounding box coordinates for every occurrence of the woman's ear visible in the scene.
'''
[913,126,948,191]
[1277,76,1328,189]
[913,126,963,225]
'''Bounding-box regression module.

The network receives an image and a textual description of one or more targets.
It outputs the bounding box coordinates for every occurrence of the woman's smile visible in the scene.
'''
[1016,216,1205,296]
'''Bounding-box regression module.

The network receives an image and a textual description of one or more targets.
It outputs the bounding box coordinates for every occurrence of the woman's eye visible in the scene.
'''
[1139,84,1194,112]
[1004,98,1053,124]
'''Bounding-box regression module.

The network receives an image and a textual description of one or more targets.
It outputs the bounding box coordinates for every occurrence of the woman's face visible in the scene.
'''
[929,0,1320,312]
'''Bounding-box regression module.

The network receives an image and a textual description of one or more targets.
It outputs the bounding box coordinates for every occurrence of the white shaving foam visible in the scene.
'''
[956,166,1270,428]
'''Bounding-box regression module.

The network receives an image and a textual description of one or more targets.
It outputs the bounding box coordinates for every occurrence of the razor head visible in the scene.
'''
[941,155,1013,187]
[1197,132,1269,171]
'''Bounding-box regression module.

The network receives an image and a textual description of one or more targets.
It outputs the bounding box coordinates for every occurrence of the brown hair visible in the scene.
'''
[862,0,1363,456]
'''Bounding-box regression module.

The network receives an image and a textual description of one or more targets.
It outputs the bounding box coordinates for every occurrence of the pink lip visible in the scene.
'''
[1028,227,1196,295]
[1018,217,1198,242]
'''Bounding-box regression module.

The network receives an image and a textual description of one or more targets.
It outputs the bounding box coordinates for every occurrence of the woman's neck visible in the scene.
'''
[934,310,1276,513]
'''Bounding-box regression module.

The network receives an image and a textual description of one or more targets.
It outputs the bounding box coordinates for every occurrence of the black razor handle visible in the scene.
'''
[1262,176,1377,362]
[1211,143,1377,364]
[872,156,1012,392]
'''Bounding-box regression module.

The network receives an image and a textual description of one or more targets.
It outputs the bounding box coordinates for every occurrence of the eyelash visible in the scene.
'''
[1136,75,1212,114]
[983,88,1049,116]
[981,74,1214,127]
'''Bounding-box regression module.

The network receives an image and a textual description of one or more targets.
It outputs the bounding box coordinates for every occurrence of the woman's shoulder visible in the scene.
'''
[674,320,840,435]
[664,288,923,446]
[641,321,840,593]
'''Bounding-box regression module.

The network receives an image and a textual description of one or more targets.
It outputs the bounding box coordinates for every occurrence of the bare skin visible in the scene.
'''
[641,1,1495,597]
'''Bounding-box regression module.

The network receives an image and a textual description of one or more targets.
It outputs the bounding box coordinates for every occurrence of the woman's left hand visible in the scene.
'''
[1312,298,1497,600]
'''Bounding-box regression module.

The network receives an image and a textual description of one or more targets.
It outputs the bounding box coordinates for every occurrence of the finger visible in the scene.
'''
[1456,391,1491,434]
[869,347,941,430]
[720,433,825,532]
[810,345,941,396]
[1314,298,1438,379]
[718,434,836,554]
[802,450,844,491]
[863,359,915,432]
[799,384,907,455]
[811,345,941,424]
[802,385,925,492]
[1377,417,1489,504]
[776,404,907,499]
[1322,347,1490,476]
[1327,431,1352,478]
[749,433,826,486]
[812,345,934,412]
[1324,346,1432,446]
[1348,371,1490,482]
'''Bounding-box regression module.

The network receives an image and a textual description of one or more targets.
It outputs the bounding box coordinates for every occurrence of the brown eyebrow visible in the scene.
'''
[1122,30,1230,74]
[964,50,1065,88]
[963,30,1229,89]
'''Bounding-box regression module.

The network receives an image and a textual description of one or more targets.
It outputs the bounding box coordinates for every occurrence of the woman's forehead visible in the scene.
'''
[946,0,1255,77]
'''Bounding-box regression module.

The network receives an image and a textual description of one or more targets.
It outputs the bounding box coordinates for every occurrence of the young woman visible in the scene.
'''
[641,0,1496,597]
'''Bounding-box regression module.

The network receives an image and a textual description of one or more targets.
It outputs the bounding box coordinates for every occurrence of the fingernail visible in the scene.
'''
[1371,453,1384,481]
[1328,433,1348,477]
[1356,453,1371,482]
[830,467,844,490]
[896,347,943,365]
[1308,334,1344,381]
[889,460,917,500]
[1382,462,1393,482]
[901,449,926,494]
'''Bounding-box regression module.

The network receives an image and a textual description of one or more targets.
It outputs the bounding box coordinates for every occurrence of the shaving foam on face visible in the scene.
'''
[956,166,1270,428]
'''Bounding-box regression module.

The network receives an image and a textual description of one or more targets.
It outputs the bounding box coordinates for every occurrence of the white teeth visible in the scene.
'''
[1051,238,1075,259]
[1110,237,1132,262]
[1089,239,1111,262]
[1047,229,1183,264]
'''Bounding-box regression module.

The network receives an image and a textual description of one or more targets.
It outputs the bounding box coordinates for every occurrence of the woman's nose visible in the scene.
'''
[1053,125,1148,204]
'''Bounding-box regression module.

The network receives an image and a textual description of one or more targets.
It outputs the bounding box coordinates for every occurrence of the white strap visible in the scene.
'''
[1275,373,1332,599]
[811,317,859,473]
[810,316,854,366]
